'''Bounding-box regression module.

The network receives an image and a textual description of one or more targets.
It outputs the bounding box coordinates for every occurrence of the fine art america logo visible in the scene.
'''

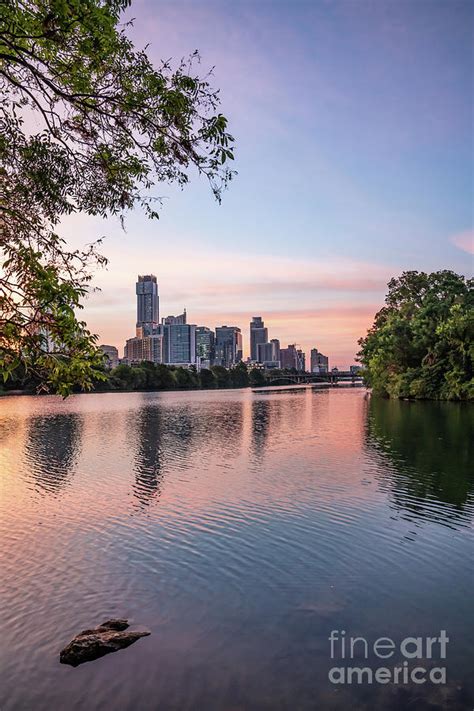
[328,630,449,685]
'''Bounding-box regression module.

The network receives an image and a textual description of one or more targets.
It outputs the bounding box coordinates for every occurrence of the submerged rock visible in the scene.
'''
[60,619,150,667]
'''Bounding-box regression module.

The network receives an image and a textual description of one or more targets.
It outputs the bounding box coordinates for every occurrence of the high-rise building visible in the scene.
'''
[270,338,280,364]
[280,344,306,372]
[280,344,296,370]
[256,341,280,368]
[124,333,163,364]
[215,326,243,368]
[162,323,196,365]
[195,327,215,369]
[296,349,306,372]
[257,342,273,364]
[136,275,159,335]
[100,344,119,368]
[250,316,268,362]
[310,348,329,373]
[162,310,187,325]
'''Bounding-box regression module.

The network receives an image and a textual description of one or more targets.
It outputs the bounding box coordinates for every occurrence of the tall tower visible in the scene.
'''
[215,326,242,368]
[250,316,268,362]
[136,274,159,335]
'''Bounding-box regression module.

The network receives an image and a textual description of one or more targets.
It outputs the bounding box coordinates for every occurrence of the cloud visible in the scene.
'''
[450,230,474,255]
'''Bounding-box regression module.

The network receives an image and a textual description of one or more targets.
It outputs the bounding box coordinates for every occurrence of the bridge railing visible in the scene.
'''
[264,372,364,385]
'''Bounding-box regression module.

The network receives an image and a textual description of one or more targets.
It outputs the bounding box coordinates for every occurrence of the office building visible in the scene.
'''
[257,340,280,369]
[280,344,306,372]
[270,338,280,364]
[195,327,215,369]
[250,316,268,362]
[162,310,187,325]
[297,349,306,372]
[136,275,159,335]
[215,326,243,368]
[310,348,329,373]
[257,342,273,364]
[280,344,297,370]
[124,333,163,364]
[162,323,196,365]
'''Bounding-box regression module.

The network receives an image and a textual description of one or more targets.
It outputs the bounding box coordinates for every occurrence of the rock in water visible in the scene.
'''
[60,619,150,666]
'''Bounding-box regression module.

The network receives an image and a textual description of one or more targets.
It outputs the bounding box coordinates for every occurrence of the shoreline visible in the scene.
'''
[0,381,367,398]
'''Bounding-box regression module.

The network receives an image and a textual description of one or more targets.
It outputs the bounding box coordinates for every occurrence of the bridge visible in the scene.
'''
[264,371,363,386]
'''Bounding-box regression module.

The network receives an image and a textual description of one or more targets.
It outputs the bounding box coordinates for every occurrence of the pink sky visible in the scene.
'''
[73,215,391,367]
[64,0,472,369]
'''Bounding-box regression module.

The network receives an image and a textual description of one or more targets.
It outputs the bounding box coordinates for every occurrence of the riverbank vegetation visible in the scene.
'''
[101,362,265,391]
[358,270,473,401]
[0,361,270,395]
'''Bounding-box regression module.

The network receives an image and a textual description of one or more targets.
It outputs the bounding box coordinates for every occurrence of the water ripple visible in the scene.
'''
[0,389,472,711]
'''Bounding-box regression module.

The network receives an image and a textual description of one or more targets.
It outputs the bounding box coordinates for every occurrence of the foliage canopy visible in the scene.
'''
[0,0,235,395]
[358,270,473,400]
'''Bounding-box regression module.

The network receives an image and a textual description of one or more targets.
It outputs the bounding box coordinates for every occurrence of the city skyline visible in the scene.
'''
[114,275,330,370]
[64,0,472,368]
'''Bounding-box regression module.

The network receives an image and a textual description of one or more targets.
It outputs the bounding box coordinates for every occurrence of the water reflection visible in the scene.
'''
[24,413,83,495]
[250,399,272,457]
[366,397,474,528]
[130,397,246,507]
[202,400,244,455]
[2,390,473,711]
[132,405,164,507]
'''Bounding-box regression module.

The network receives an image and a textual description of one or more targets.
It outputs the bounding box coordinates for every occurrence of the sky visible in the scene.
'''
[69,0,473,367]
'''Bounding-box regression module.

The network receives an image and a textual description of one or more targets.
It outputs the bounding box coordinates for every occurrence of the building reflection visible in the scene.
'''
[132,405,165,507]
[199,400,244,456]
[365,397,474,528]
[165,406,195,458]
[131,397,246,507]
[250,399,272,458]
[25,413,83,495]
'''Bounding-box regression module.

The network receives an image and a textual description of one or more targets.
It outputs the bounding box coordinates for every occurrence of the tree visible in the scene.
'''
[229,361,249,388]
[0,0,235,395]
[249,367,265,387]
[210,365,230,388]
[173,366,198,389]
[199,367,216,389]
[358,270,473,400]
[110,362,145,390]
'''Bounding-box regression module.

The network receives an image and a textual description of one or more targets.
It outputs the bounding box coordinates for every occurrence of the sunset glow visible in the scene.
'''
[61,0,474,367]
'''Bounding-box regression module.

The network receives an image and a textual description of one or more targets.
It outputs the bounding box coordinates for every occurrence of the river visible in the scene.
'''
[0,388,472,710]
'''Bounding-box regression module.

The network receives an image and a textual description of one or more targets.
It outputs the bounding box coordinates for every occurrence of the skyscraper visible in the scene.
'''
[162,323,196,365]
[215,326,242,368]
[195,327,215,369]
[257,338,281,368]
[250,316,268,362]
[257,342,273,363]
[136,275,159,335]
[297,349,306,372]
[124,333,163,364]
[310,348,329,373]
[162,310,187,325]
[280,344,306,372]
[270,338,280,364]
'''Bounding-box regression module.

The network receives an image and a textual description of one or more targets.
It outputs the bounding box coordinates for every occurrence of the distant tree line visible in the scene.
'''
[100,362,265,391]
[358,270,473,401]
[0,360,274,394]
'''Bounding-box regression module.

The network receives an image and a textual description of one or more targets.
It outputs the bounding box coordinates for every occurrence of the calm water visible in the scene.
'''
[0,388,473,711]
